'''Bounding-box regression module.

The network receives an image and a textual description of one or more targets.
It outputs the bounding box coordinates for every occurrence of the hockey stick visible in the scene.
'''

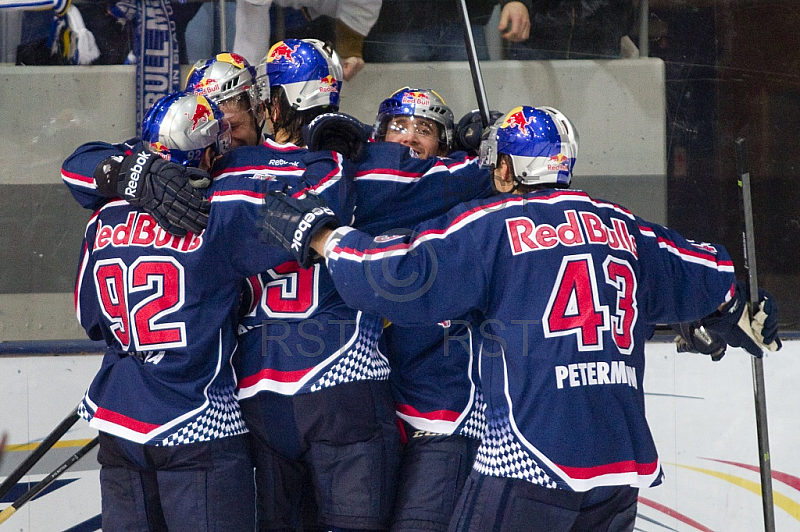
[0,436,99,526]
[734,137,775,532]
[457,0,491,127]
[0,405,80,501]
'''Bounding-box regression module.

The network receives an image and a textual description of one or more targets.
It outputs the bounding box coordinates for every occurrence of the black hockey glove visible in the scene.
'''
[259,190,340,269]
[104,150,212,237]
[455,109,503,155]
[701,281,782,358]
[672,321,727,361]
[303,112,372,162]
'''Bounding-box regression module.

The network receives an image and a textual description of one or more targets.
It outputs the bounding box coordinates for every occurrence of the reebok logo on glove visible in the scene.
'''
[293,206,335,252]
[124,151,153,198]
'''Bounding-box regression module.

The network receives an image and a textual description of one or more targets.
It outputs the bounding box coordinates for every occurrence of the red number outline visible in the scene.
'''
[603,257,637,354]
[94,259,130,349]
[543,254,610,351]
[93,257,187,351]
[543,254,639,354]
[260,262,320,318]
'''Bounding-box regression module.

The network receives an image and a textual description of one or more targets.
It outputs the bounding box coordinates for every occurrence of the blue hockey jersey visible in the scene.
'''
[71,143,347,445]
[351,143,492,437]
[63,139,494,432]
[323,189,736,491]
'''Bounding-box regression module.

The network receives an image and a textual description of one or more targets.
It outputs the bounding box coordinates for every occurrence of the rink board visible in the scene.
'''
[1,340,798,531]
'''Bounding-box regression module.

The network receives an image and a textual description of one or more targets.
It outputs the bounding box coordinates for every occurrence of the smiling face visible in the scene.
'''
[218,95,260,148]
[383,115,443,160]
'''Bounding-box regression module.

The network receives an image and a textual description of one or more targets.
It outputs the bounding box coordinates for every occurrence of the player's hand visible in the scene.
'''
[259,190,340,269]
[304,112,372,162]
[498,1,530,42]
[116,150,211,237]
[672,322,727,361]
[455,109,503,155]
[702,281,782,357]
[341,56,365,81]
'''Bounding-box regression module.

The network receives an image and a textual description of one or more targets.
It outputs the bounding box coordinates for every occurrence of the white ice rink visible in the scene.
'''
[1,339,799,531]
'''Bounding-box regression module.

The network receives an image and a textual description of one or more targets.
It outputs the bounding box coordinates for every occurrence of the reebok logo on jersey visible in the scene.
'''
[124,151,152,198]
[506,209,637,258]
[94,212,203,252]
[292,207,334,252]
[268,159,300,167]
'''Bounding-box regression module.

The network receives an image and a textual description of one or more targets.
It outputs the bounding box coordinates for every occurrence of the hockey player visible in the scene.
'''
[185,51,267,148]
[366,87,488,532]
[61,51,268,238]
[255,38,344,146]
[71,91,351,531]
[65,40,401,531]
[372,87,454,160]
[259,106,782,531]
[62,65,497,530]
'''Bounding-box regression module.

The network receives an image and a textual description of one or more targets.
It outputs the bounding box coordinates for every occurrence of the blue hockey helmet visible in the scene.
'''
[185,52,262,108]
[141,92,231,167]
[479,106,578,186]
[373,87,454,150]
[258,39,343,111]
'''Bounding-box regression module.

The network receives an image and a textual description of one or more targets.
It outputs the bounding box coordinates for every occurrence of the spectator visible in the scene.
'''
[504,0,636,60]
[364,0,531,62]
[233,0,380,80]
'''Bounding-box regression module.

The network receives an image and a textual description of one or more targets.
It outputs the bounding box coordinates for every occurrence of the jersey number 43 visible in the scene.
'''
[543,253,637,354]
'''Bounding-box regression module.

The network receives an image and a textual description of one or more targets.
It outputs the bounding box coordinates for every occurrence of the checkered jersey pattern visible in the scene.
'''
[458,388,487,440]
[77,398,90,421]
[473,411,557,488]
[309,314,389,392]
[159,386,247,446]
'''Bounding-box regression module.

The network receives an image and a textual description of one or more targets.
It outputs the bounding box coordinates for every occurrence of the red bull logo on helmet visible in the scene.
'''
[401,91,430,106]
[149,141,172,161]
[185,98,213,132]
[319,74,339,94]
[547,153,570,172]
[218,52,247,69]
[502,107,534,133]
[268,42,299,63]
[192,77,220,97]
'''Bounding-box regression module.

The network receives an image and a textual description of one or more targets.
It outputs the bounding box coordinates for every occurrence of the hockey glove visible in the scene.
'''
[303,112,373,162]
[455,109,503,155]
[672,321,727,361]
[113,150,211,237]
[702,281,782,358]
[259,190,340,269]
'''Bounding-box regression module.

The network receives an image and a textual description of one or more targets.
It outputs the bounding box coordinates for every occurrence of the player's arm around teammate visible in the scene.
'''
[261,106,781,532]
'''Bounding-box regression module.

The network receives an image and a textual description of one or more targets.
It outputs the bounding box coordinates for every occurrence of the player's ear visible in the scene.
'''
[200,146,215,172]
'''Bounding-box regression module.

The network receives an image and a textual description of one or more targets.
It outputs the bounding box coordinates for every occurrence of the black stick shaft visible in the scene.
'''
[0,437,99,525]
[734,137,775,532]
[457,0,491,127]
[0,406,80,500]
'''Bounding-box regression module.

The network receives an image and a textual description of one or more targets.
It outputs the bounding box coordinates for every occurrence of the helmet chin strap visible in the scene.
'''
[509,178,527,195]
